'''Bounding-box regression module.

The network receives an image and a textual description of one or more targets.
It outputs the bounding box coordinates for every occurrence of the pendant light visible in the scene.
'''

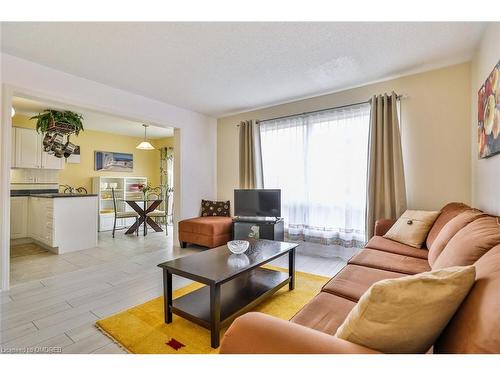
[136,124,155,150]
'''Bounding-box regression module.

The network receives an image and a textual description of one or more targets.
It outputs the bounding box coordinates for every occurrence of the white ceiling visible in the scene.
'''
[1,22,487,117]
[12,96,174,139]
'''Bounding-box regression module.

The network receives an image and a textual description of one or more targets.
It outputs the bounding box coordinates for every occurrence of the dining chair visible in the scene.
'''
[112,188,139,238]
[146,188,170,235]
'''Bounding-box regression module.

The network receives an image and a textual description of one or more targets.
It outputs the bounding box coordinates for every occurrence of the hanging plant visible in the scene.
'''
[30,109,84,136]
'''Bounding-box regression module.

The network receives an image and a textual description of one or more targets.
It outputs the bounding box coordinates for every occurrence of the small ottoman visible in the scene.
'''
[178,216,233,248]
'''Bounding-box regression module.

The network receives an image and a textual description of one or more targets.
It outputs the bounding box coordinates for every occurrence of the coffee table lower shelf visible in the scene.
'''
[171,267,290,335]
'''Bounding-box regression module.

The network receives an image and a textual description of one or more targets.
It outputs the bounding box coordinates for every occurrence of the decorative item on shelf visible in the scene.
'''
[136,124,155,150]
[128,183,141,192]
[109,183,118,189]
[227,240,250,254]
[30,109,84,159]
[101,182,109,190]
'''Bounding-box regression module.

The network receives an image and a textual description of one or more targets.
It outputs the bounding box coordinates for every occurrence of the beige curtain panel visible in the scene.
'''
[366,92,407,239]
[239,120,263,189]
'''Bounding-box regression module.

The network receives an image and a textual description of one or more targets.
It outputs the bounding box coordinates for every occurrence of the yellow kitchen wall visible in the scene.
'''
[12,113,174,192]
[152,137,175,149]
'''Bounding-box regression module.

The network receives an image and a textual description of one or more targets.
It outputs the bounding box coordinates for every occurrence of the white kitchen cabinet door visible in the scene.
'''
[15,127,41,168]
[28,197,41,241]
[10,197,28,239]
[11,127,16,167]
[13,127,65,170]
[41,150,65,170]
[28,197,55,246]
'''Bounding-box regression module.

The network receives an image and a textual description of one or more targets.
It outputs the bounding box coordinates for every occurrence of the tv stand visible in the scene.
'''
[233,217,284,241]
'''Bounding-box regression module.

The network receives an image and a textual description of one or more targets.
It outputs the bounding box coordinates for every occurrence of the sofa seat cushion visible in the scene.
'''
[435,244,500,353]
[365,236,429,259]
[428,210,486,266]
[425,202,471,249]
[178,216,233,236]
[349,249,431,275]
[432,216,500,269]
[291,292,356,335]
[322,265,406,302]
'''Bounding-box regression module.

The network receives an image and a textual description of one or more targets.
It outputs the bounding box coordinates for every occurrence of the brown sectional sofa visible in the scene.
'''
[219,202,500,354]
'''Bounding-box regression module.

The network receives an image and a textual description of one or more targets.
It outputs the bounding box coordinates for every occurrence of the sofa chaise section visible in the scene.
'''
[178,216,232,248]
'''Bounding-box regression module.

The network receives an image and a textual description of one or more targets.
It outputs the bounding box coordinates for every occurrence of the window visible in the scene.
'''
[259,103,370,247]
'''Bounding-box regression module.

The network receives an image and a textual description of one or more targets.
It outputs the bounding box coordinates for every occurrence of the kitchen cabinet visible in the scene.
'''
[12,127,65,170]
[10,197,28,239]
[28,197,55,247]
[28,196,98,253]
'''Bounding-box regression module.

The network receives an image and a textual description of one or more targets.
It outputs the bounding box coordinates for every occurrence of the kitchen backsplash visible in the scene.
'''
[10,168,60,184]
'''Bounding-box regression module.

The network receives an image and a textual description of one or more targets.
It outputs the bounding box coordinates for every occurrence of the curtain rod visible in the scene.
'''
[236,94,404,125]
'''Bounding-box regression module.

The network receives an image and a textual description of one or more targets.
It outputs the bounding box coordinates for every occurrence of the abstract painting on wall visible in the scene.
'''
[95,151,134,172]
[478,60,500,158]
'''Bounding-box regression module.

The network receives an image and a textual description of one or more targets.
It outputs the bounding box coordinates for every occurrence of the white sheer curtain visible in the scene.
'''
[259,103,370,247]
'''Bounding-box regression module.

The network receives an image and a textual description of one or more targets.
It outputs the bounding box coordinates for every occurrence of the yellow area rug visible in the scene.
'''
[95,266,329,354]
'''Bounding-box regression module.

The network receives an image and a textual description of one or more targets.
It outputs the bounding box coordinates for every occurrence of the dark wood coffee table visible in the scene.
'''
[157,239,298,348]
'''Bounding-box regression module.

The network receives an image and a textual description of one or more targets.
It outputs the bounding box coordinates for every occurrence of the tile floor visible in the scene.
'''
[1,229,358,354]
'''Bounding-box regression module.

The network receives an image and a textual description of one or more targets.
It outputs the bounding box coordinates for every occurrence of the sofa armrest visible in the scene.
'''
[219,312,379,354]
[374,219,397,236]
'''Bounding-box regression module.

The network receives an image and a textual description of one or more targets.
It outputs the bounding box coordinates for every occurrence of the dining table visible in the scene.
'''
[122,198,163,236]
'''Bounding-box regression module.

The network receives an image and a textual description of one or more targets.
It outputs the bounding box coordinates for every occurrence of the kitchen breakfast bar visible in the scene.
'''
[11,191,98,254]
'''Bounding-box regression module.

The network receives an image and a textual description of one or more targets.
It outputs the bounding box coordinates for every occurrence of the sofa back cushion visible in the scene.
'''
[428,210,486,266]
[335,266,476,353]
[425,202,471,249]
[435,244,500,353]
[432,216,500,270]
[383,210,440,248]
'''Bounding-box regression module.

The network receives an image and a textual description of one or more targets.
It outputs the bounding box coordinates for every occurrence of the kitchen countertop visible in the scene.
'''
[11,189,97,198]
[29,193,98,198]
[11,189,59,197]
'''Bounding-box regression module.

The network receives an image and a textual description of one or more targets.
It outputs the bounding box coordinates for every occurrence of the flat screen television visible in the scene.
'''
[234,189,281,217]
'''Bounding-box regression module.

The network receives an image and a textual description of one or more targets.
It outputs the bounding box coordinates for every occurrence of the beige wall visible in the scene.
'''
[471,23,500,215]
[217,63,472,211]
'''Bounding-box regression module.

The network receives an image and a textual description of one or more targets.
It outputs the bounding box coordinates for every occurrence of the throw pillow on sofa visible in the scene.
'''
[335,265,476,353]
[384,210,440,248]
[201,199,230,217]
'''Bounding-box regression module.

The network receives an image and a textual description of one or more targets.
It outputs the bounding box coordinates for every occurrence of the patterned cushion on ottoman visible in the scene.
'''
[201,199,230,217]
